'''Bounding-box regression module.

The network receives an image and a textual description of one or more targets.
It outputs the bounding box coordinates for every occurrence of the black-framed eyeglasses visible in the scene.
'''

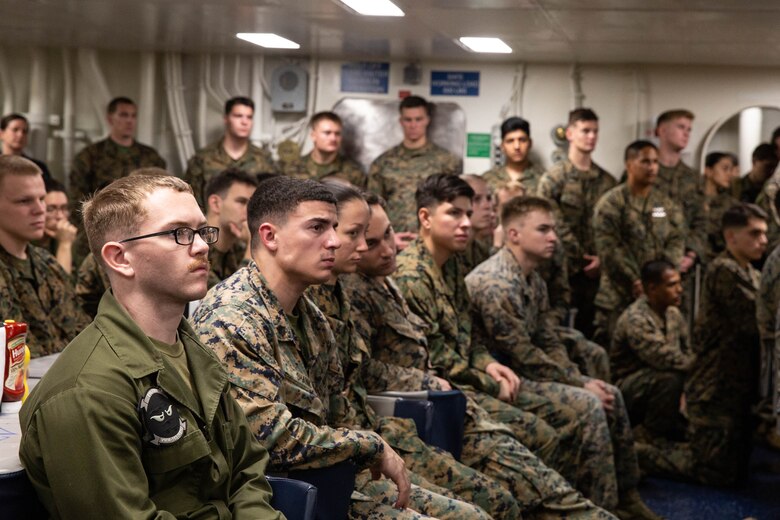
[119,226,219,246]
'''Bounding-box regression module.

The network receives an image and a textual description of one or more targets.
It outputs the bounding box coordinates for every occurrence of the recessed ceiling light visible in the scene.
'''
[236,33,300,49]
[338,0,404,17]
[458,37,512,54]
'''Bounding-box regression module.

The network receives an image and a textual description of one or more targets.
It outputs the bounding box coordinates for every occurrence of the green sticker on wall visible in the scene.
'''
[467,133,491,158]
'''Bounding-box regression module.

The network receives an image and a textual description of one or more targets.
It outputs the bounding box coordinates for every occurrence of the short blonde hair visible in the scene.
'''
[82,171,192,261]
[0,155,42,186]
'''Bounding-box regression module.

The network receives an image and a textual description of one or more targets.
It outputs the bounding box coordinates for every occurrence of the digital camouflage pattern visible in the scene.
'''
[207,242,248,289]
[592,184,685,340]
[466,247,643,509]
[76,252,110,318]
[465,247,586,388]
[68,138,166,264]
[191,264,488,519]
[0,245,90,357]
[730,173,764,204]
[537,159,616,271]
[185,139,277,207]
[703,187,739,263]
[687,251,761,485]
[308,280,514,519]
[282,152,366,188]
[759,245,780,422]
[459,237,493,274]
[481,162,545,196]
[68,138,166,211]
[367,143,462,233]
[655,161,707,259]
[612,296,692,438]
[756,173,780,252]
[342,272,617,519]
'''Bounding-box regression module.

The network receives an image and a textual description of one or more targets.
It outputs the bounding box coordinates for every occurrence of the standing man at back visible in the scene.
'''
[283,111,366,187]
[654,109,706,277]
[69,97,166,262]
[537,108,616,338]
[368,95,462,248]
[482,116,545,196]
[185,96,277,207]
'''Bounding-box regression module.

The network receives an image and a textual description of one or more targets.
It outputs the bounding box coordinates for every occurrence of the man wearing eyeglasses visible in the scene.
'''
[19,172,283,519]
[0,155,90,357]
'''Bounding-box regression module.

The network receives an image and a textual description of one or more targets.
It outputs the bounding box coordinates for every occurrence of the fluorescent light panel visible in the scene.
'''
[339,0,404,17]
[459,37,512,54]
[236,33,300,49]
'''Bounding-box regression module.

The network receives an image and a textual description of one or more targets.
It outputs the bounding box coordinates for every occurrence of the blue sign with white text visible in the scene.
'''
[341,62,390,94]
[430,71,480,96]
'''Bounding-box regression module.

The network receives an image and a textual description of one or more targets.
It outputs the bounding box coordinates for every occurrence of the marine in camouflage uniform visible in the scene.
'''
[0,245,91,357]
[756,173,780,254]
[465,247,642,511]
[688,251,762,485]
[69,138,166,263]
[309,280,515,519]
[282,152,366,188]
[395,239,617,520]
[757,245,780,434]
[184,139,277,208]
[459,237,493,274]
[191,264,488,520]
[537,160,617,337]
[611,296,693,441]
[344,274,620,520]
[76,252,110,318]
[592,183,685,344]
[367,143,462,233]
[481,162,545,196]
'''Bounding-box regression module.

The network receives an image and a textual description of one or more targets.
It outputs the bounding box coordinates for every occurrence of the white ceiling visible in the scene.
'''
[2,0,780,65]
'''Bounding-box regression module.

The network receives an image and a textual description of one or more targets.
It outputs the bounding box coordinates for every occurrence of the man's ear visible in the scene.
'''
[101,241,134,279]
[207,194,222,216]
[258,222,278,252]
[418,207,432,231]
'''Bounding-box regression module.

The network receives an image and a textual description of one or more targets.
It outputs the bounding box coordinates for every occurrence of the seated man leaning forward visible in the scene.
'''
[191,175,486,519]
[19,174,282,518]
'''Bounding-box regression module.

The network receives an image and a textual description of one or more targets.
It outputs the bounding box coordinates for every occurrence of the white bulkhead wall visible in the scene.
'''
[3,45,780,181]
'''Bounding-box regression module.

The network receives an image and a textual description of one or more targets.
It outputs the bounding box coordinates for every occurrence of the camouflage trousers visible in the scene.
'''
[523,380,640,511]
[464,390,617,519]
[377,416,520,519]
[556,326,611,382]
[353,471,489,519]
[616,367,687,439]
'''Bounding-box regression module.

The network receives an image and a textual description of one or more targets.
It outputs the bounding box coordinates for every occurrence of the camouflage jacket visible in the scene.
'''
[730,173,764,204]
[306,281,377,430]
[367,142,463,232]
[190,263,384,471]
[459,236,493,274]
[537,159,616,270]
[704,187,739,264]
[465,247,586,387]
[207,242,248,289]
[76,252,111,319]
[593,184,685,312]
[342,272,440,393]
[282,152,366,188]
[481,161,545,195]
[757,244,780,343]
[655,160,707,259]
[756,172,780,252]
[0,245,90,357]
[687,251,761,403]
[185,139,277,208]
[68,138,166,212]
[395,238,500,396]
[611,296,694,383]
[539,244,571,327]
